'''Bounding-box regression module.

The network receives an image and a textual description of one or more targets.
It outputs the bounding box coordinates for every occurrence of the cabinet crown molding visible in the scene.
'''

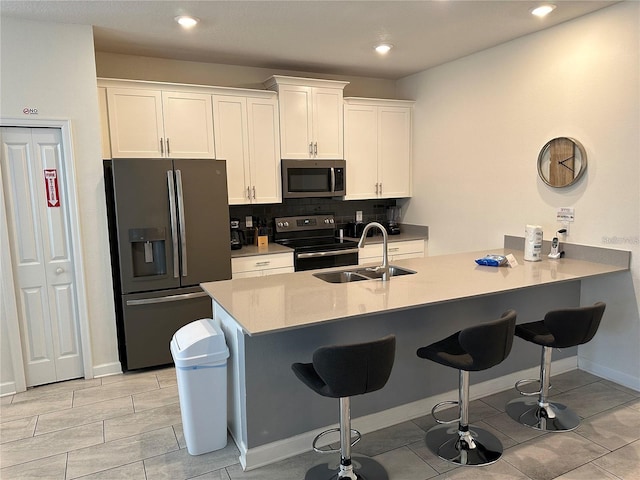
[263,75,349,90]
[97,78,277,99]
[344,97,415,107]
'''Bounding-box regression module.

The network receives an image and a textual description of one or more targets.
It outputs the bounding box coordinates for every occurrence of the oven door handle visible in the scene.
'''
[296,248,359,259]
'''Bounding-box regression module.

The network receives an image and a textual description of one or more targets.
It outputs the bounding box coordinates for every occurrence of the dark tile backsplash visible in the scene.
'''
[230,198,397,237]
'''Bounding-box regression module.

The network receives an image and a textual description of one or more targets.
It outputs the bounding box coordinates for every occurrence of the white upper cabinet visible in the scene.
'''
[161,91,215,158]
[104,84,215,158]
[213,93,281,205]
[344,98,413,199]
[264,76,348,160]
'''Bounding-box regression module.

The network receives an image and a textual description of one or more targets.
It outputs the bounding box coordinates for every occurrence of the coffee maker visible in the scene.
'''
[385,206,402,235]
[230,218,246,250]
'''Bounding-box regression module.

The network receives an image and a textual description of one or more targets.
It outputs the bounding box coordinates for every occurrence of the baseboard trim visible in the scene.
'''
[0,381,17,397]
[91,362,122,378]
[239,356,578,470]
[579,357,640,392]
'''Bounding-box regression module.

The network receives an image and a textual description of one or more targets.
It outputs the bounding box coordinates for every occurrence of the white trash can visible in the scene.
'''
[170,318,229,455]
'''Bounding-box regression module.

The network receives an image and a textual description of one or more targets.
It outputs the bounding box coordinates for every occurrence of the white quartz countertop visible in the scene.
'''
[231,243,293,258]
[201,248,628,335]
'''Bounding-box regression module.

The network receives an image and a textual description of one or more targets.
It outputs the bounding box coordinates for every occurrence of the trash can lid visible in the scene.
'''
[170,318,229,367]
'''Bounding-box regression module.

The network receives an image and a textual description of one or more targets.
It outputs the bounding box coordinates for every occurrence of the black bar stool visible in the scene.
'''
[417,310,517,467]
[292,335,396,480]
[506,302,606,432]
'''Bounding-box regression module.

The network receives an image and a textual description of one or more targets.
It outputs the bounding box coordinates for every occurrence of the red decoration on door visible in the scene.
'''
[44,169,60,207]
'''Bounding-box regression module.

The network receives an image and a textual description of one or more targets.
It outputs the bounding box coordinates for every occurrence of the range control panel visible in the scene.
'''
[274,215,335,233]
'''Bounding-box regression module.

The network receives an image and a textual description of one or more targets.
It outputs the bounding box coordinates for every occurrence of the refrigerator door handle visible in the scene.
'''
[167,170,180,278]
[175,169,188,277]
[126,291,208,306]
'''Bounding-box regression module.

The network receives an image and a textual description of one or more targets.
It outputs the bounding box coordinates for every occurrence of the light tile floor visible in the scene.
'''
[1,368,639,480]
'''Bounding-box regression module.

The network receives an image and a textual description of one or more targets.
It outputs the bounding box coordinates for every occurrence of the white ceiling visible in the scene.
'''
[1,1,620,79]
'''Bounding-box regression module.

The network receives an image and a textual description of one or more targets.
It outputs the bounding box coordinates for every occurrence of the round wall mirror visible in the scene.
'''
[537,137,587,188]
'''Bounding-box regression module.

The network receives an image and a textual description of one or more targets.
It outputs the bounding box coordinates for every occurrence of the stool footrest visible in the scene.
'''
[515,378,544,396]
[312,427,361,454]
[431,400,460,425]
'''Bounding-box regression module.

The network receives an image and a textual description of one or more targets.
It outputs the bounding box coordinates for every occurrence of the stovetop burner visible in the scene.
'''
[274,214,358,252]
[277,236,358,252]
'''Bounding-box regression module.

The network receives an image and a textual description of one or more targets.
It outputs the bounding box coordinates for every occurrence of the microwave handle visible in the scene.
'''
[330,167,336,193]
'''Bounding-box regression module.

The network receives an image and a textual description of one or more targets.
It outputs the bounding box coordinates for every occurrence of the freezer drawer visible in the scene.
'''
[120,287,212,370]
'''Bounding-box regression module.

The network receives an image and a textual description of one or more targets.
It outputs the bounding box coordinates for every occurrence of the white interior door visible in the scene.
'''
[1,127,83,387]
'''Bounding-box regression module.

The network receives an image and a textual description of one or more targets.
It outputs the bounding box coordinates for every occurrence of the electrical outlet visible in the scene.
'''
[356,211,363,222]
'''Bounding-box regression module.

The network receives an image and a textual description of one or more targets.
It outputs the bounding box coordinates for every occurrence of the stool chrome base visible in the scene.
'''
[305,456,389,480]
[506,397,580,432]
[425,424,503,466]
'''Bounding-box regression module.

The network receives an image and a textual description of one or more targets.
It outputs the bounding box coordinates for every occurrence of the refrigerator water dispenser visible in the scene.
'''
[129,227,167,277]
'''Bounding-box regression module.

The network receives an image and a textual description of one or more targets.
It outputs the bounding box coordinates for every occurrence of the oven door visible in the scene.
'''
[295,248,359,271]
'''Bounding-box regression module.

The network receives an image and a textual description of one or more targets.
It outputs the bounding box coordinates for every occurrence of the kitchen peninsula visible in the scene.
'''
[201,239,630,470]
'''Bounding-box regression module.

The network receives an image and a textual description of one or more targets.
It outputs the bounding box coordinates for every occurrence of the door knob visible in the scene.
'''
[55,267,64,274]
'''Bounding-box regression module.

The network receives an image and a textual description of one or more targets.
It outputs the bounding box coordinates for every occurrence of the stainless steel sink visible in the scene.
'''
[313,266,416,283]
[313,271,370,283]
[355,266,417,279]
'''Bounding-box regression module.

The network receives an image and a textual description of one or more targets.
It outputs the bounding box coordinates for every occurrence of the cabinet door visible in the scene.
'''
[247,98,281,204]
[378,106,412,198]
[278,86,313,159]
[344,104,379,200]
[107,88,164,158]
[162,92,215,159]
[312,87,344,159]
[213,95,250,204]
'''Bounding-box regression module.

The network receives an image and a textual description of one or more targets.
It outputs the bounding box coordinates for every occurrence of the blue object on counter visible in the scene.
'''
[475,255,507,267]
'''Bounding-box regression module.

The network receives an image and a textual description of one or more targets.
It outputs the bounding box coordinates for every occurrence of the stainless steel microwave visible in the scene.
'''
[281,159,346,198]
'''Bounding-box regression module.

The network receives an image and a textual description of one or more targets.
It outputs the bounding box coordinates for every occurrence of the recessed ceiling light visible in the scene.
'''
[175,15,199,28]
[375,44,393,55]
[531,4,556,17]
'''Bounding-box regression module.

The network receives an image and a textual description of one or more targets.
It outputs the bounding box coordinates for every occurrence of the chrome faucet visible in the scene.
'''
[358,222,390,281]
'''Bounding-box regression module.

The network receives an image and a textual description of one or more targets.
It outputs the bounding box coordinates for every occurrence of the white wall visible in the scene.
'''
[0,17,122,385]
[397,2,639,390]
[96,52,398,99]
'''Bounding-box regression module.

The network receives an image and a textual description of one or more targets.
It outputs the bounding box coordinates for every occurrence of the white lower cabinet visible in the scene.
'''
[231,252,294,278]
[358,239,425,266]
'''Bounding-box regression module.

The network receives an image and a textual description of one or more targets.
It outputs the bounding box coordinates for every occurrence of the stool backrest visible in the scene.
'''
[459,310,517,371]
[313,334,396,398]
[543,302,606,348]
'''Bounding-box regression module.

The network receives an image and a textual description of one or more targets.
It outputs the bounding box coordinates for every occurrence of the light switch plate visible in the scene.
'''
[356,211,363,222]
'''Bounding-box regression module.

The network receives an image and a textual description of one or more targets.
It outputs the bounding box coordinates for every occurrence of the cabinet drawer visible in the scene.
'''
[358,239,425,265]
[232,253,294,274]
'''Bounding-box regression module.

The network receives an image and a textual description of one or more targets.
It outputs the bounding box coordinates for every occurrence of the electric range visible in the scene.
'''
[274,215,359,271]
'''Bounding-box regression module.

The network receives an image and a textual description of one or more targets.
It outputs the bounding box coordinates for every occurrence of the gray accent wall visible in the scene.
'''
[242,280,580,447]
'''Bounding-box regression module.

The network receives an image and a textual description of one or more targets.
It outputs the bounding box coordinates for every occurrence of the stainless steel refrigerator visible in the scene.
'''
[104,158,231,370]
